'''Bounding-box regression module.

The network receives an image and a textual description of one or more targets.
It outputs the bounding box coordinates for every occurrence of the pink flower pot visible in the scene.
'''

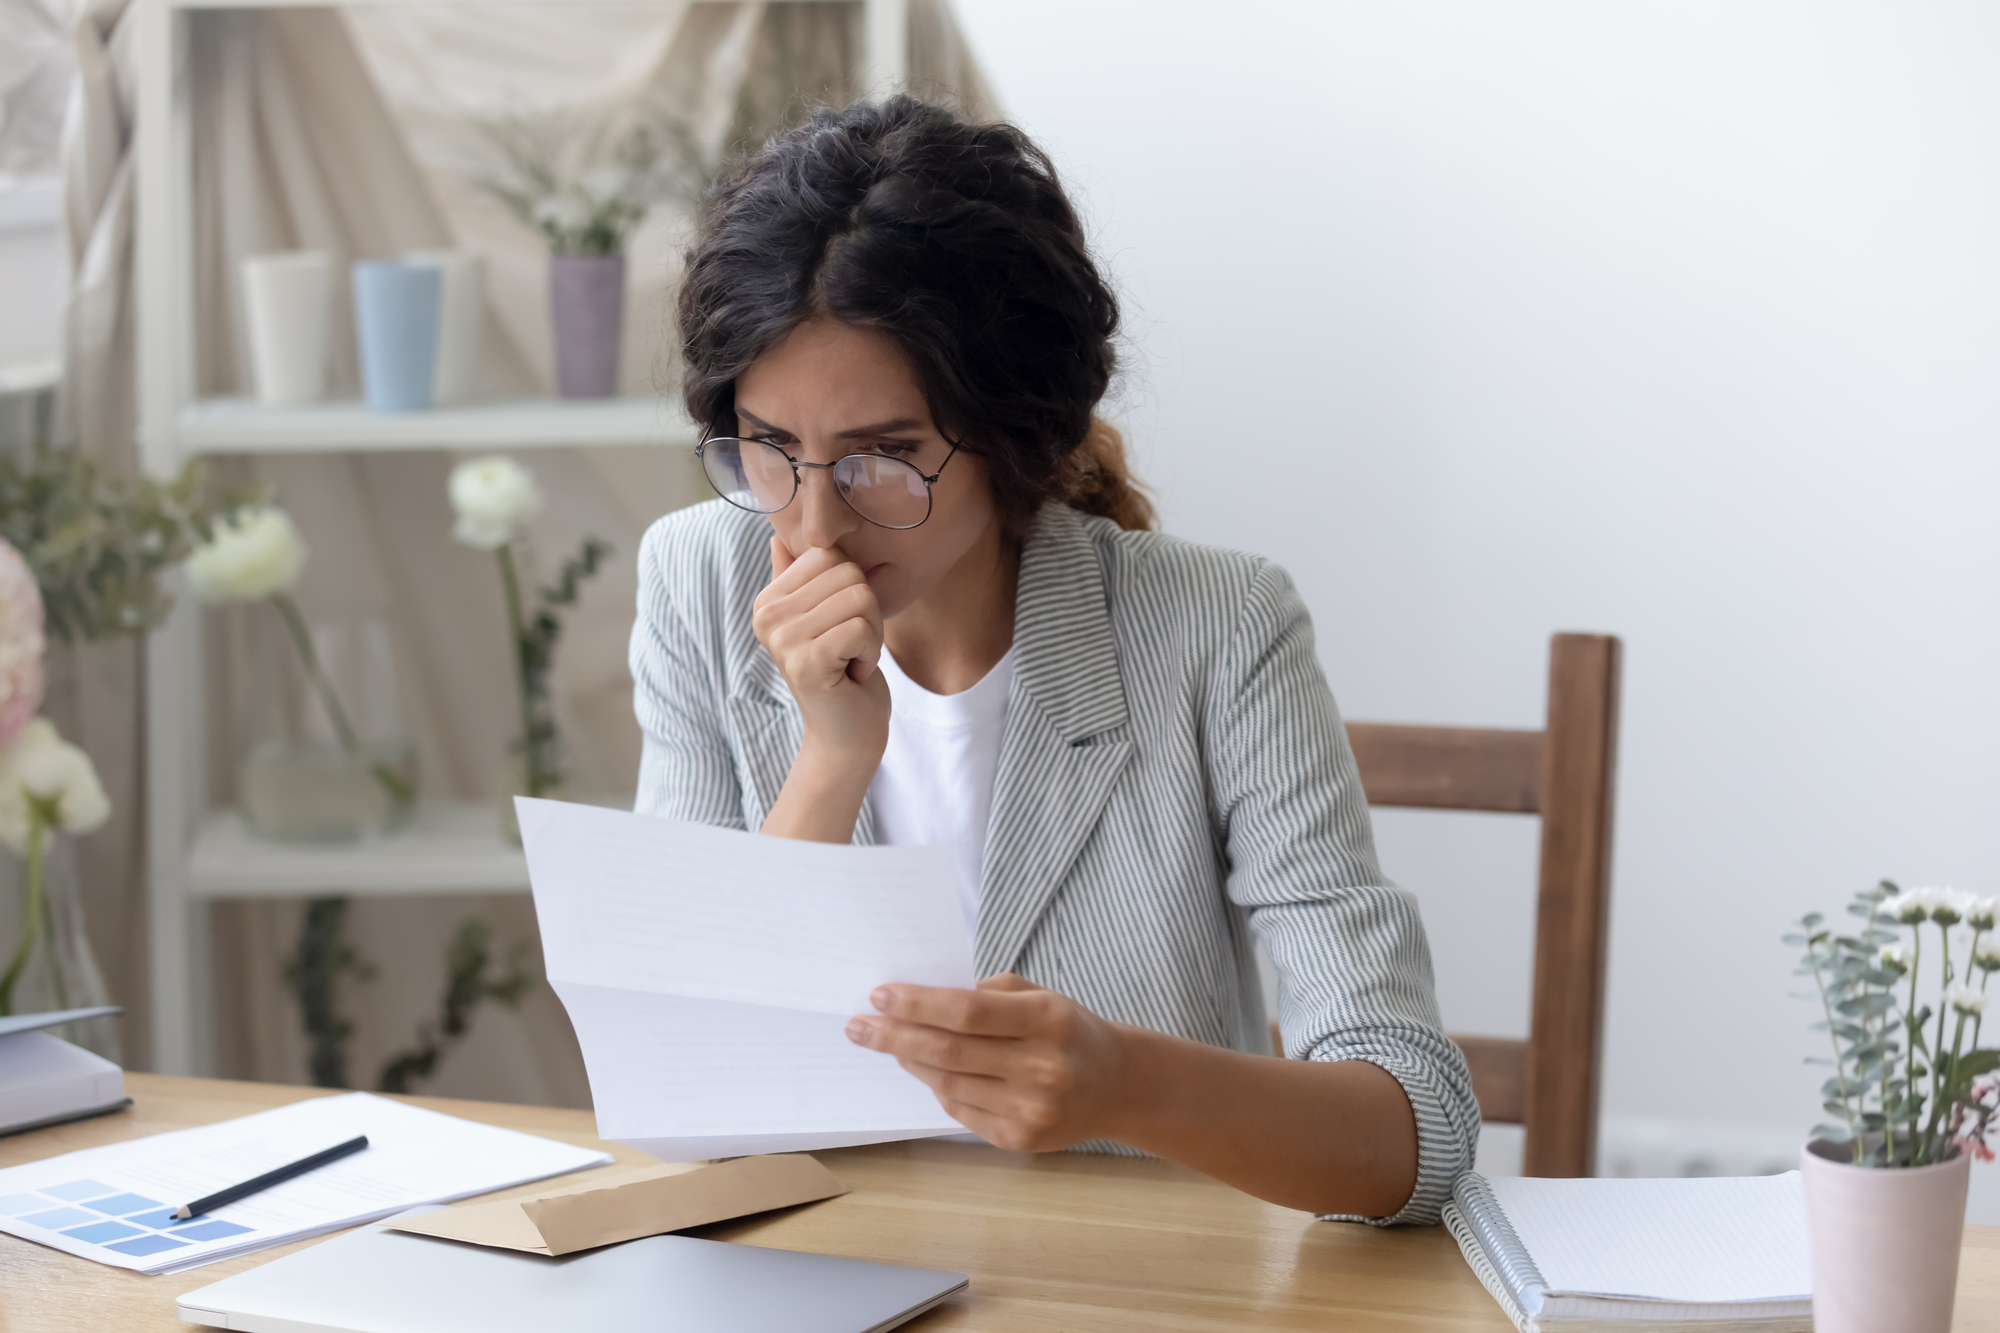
[549,252,625,398]
[1800,1140,1969,1333]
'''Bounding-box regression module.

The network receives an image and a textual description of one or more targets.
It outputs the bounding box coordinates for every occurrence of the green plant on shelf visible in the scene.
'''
[0,439,256,641]
[283,897,535,1094]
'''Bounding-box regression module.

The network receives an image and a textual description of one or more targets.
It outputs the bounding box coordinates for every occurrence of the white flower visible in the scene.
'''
[532,191,591,236]
[1946,985,1987,1018]
[580,164,632,206]
[1888,889,1935,925]
[1932,887,1976,926]
[0,719,111,853]
[1879,942,1914,973]
[1967,896,1999,931]
[1974,939,2000,972]
[450,456,544,550]
[186,507,307,602]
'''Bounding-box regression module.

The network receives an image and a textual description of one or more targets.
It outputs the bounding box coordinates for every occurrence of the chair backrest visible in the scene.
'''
[1334,633,1621,1178]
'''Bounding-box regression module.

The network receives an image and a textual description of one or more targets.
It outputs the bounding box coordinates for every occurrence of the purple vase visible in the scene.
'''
[549,252,626,398]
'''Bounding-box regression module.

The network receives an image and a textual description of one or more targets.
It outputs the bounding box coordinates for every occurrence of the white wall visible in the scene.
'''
[951,0,2000,1211]
[0,178,65,371]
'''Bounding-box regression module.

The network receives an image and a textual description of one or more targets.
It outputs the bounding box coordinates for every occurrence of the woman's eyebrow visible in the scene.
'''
[736,408,791,437]
[736,408,926,440]
[834,417,926,439]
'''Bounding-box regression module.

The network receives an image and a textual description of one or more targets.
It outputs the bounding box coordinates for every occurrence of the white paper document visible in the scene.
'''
[0,1092,610,1274]
[517,798,976,1161]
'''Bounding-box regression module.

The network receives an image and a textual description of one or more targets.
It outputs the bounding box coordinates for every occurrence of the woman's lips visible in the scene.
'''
[862,563,888,579]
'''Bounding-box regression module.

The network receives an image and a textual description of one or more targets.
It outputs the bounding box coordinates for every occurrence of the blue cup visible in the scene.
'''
[351,261,441,412]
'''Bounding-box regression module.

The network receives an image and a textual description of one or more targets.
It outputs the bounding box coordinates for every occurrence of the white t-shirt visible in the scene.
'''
[867,644,1017,933]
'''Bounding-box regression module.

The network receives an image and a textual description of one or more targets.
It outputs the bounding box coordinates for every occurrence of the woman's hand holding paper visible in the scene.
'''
[844,973,1135,1152]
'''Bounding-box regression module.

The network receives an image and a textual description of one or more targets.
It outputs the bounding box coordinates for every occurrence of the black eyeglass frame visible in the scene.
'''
[695,435,962,531]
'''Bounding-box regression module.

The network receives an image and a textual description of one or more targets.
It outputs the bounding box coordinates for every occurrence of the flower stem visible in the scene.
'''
[0,807,51,1017]
[494,544,548,797]
[1972,928,1988,1053]
[1907,928,1925,1163]
[1927,921,1957,1162]
[273,593,413,807]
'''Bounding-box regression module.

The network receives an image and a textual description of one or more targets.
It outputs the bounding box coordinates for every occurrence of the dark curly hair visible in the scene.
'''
[677,96,1153,534]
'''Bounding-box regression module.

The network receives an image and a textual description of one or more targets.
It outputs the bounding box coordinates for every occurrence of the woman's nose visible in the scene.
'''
[794,465,860,550]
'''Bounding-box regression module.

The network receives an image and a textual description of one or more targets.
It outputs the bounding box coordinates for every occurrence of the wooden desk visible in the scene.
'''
[3,1076,1996,1331]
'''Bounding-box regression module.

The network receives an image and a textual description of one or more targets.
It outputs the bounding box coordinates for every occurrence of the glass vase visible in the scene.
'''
[0,832,122,1063]
[239,615,418,842]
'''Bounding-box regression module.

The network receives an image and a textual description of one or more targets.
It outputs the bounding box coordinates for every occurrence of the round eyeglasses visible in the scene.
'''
[696,436,959,531]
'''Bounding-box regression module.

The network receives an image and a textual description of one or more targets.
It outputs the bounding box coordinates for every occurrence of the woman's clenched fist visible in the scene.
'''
[751,535,891,766]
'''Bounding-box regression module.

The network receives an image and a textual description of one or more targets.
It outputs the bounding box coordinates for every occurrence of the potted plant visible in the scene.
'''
[1789,881,2000,1333]
[469,109,707,398]
[0,443,253,1062]
[0,542,112,1030]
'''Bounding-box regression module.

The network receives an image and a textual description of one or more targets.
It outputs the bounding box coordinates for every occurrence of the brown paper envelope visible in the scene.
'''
[387,1155,847,1257]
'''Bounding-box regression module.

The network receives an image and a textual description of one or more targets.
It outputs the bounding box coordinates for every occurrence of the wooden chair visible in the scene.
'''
[1273,633,1621,1178]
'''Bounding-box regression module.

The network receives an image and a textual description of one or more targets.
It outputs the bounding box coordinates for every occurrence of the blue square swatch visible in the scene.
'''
[106,1233,188,1258]
[172,1219,253,1242]
[83,1192,162,1216]
[40,1181,116,1202]
[60,1220,143,1244]
[20,1206,97,1229]
[0,1193,51,1216]
[126,1208,206,1230]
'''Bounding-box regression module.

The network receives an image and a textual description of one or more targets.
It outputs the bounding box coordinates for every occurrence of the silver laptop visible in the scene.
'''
[177,1205,967,1333]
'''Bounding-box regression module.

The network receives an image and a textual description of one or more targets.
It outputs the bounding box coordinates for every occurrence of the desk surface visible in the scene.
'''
[2,1075,1995,1331]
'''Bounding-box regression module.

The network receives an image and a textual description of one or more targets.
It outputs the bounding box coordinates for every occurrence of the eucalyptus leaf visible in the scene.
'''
[0,441,258,640]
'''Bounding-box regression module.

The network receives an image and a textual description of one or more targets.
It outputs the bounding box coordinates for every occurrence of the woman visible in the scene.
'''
[633,97,1478,1224]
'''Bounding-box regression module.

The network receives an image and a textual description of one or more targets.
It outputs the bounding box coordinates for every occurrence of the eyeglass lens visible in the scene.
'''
[700,438,933,529]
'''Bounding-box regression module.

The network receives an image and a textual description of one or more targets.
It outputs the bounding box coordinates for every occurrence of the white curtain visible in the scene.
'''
[61,0,997,1101]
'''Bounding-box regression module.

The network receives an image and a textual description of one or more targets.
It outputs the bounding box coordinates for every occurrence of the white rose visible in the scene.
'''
[1946,985,1987,1018]
[450,456,544,550]
[0,718,110,852]
[186,507,307,602]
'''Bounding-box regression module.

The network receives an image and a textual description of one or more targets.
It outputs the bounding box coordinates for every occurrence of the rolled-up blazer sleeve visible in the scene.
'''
[1205,559,1481,1226]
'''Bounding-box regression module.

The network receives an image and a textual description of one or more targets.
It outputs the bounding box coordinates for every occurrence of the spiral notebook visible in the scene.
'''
[1442,1172,1812,1333]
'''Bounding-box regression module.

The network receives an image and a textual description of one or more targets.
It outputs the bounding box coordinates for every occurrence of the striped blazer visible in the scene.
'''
[630,499,1480,1225]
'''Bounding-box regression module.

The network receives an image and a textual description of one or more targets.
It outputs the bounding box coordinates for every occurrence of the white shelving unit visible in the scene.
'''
[135,0,909,1075]
[176,396,695,454]
[187,805,532,900]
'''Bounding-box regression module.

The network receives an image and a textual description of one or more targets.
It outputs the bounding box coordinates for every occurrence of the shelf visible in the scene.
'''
[188,802,530,899]
[173,396,700,455]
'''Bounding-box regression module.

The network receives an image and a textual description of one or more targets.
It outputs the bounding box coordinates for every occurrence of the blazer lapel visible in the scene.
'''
[976,506,1135,978]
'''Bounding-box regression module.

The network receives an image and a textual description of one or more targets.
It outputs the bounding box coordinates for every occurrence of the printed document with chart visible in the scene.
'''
[517,798,977,1160]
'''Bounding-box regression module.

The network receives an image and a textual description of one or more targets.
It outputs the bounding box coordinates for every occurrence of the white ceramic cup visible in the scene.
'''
[404,250,484,407]
[242,250,332,406]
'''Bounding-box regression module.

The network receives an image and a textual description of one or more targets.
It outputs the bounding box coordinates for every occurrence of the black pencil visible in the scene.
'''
[171,1134,370,1220]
